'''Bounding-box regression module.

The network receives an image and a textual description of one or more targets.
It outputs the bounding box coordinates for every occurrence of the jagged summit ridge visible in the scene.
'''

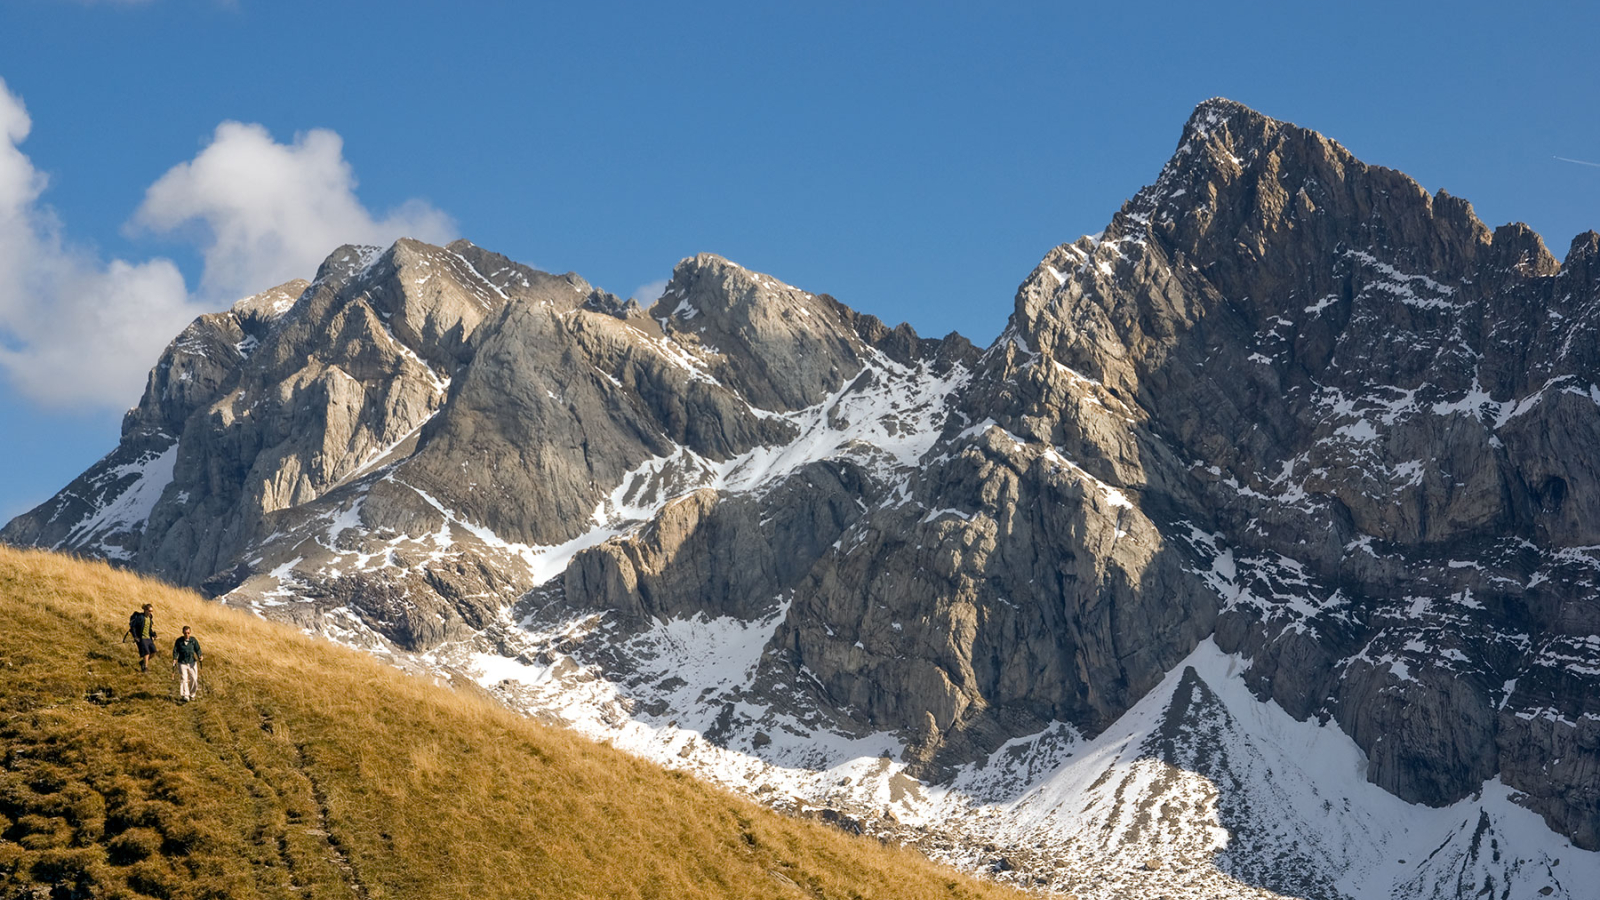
[7,99,1600,899]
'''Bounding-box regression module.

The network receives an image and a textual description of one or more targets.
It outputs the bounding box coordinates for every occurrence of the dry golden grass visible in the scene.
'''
[0,546,1033,900]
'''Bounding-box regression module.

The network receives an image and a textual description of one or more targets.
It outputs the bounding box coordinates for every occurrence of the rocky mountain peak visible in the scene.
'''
[650,252,873,411]
[1007,98,1514,398]
[660,251,760,298]
[1558,230,1600,294]
[441,238,597,305]
[1125,99,1492,275]
[1486,221,1560,277]
[1163,96,1279,181]
[229,278,307,324]
[310,243,384,288]
[655,252,832,328]
[1568,229,1600,264]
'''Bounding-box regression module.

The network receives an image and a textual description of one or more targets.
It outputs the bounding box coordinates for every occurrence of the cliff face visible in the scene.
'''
[1043,100,1600,844]
[9,98,1600,898]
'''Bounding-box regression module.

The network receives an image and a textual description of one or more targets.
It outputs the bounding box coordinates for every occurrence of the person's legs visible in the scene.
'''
[179,663,199,700]
[137,638,155,672]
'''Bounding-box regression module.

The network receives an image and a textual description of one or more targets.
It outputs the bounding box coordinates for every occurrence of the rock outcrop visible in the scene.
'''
[9,98,1600,898]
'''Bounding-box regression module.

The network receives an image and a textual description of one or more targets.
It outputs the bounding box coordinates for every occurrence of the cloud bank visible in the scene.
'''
[0,78,453,410]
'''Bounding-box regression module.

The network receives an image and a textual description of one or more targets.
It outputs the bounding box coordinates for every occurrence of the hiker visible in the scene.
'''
[126,603,157,673]
[171,626,203,703]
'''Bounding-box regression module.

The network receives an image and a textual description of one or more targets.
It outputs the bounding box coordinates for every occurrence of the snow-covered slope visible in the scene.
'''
[452,623,1596,899]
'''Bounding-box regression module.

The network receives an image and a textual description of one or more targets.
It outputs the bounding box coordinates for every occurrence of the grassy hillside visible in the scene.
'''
[0,546,1031,900]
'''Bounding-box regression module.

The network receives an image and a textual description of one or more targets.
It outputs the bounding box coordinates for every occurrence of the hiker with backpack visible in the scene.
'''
[125,603,157,673]
[171,626,203,703]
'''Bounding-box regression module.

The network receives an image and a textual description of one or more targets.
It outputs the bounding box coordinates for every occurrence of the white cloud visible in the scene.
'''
[133,122,453,303]
[630,279,668,304]
[0,256,192,408]
[0,78,454,410]
[0,80,200,409]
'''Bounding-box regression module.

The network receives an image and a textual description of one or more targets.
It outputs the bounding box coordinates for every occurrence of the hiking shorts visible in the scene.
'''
[136,638,156,656]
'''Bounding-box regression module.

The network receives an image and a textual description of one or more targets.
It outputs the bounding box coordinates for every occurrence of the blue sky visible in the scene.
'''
[1,0,1598,521]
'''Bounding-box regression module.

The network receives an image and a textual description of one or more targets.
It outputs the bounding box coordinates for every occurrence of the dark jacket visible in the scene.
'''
[172,636,202,666]
[130,611,155,639]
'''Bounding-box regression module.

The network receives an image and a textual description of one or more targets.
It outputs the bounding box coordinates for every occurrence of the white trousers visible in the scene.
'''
[178,663,200,700]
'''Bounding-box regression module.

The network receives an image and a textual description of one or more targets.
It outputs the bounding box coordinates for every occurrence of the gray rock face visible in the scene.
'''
[9,97,1600,891]
[650,254,872,411]
[1049,101,1600,846]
